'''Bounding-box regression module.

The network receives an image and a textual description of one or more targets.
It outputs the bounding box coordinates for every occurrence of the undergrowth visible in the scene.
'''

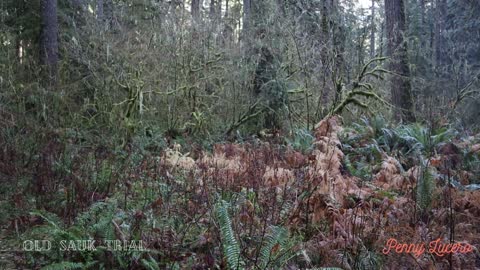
[1,114,479,269]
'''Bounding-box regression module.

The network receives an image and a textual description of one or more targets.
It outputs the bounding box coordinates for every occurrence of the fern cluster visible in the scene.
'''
[215,199,299,270]
[343,116,456,178]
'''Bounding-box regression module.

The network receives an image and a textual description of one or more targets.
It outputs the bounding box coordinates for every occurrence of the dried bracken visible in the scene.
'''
[5,117,480,270]
[263,166,294,187]
[163,144,196,170]
[374,156,412,190]
[103,118,480,269]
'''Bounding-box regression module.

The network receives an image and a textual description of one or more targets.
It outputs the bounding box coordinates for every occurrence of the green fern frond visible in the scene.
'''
[431,127,456,146]
[42,262,96,270]
[215,200,245,270]
[417,166,434,214]
[28,211,83,242]
[76,201,118,240]
[286,128,314,153]
[141,256,161,270]
[258,226,287,269]
[258,226,298,269]
[395,124,455,156]
[344,155,357,176]
[30,210,62,230]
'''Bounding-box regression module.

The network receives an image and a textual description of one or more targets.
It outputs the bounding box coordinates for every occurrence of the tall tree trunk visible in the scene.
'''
[319,0,331,106]
[358,26,367,70]
[97,0,104,21]
[70,0,86,24]
[379,20,384,57]
[385,0,416,122]
[218,0,222,17]
[210,0,216,18]
[243,0,251,33]
[97,0,115,29]
[276,0,286,15]
[419,0,425,25]
[40,0,59,86]
[192,0,200,21]
[331,0,343,54]
[320,0,329,71]
[104,0,114,27]
[434,0,447,68]
[418,0,426,50]
[225,0,229,17]
[223,0,233,43]
[370,0,376,57]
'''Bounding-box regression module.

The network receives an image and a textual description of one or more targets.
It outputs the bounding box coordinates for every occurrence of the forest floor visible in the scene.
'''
[1,116,480,269]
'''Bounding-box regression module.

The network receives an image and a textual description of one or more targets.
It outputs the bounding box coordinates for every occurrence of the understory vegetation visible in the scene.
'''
[1,0,480,269]
[1,115,480,269]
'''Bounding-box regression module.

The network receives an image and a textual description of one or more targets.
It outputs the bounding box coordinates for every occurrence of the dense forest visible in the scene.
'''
[1,0,480,269]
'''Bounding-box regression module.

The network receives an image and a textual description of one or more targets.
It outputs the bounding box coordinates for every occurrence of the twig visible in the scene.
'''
[224,101,265,136]
[112,219,127,242]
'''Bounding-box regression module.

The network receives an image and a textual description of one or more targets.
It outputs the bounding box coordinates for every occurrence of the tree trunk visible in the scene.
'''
[419,0,425,25]
[276,0,286,15]
[70,0,86,24]
[40,0,59,86]
[379,20,384,57]
[434,0,447,68]
[192,0,200,21]
[370,0,376,57]
[218,0,222,17]
[320,0,329,72]
[97,0,104,21]
[418,0,426,50]
[225,0,229,17]
[385,0,416,122]
[243,0,250,33]
[104,0,114,26]
[210,0,216,18]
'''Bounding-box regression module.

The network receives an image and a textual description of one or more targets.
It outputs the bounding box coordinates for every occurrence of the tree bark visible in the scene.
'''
[218,0,222,17]
[40,0,59,86]
[320,0,329,71]
[192,0,201,21]
[418,0,426,50]
[225,0,229,17]
[434,0,447,68]
[379,20,384,57]
[385,0,416,122]
[210,0,216,18]
[104,0,114,25]
[419,0,425,25]
[97,0,104,21]
[370,0,376,58]
[243,0,251,33]
[70,0,86,24]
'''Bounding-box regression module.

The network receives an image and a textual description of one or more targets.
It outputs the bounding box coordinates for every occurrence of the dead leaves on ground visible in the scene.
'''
[156,117,480,269]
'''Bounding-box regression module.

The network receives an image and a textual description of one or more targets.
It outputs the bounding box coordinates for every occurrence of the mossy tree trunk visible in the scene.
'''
[40,0,59,87]
[385,0,416,122]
